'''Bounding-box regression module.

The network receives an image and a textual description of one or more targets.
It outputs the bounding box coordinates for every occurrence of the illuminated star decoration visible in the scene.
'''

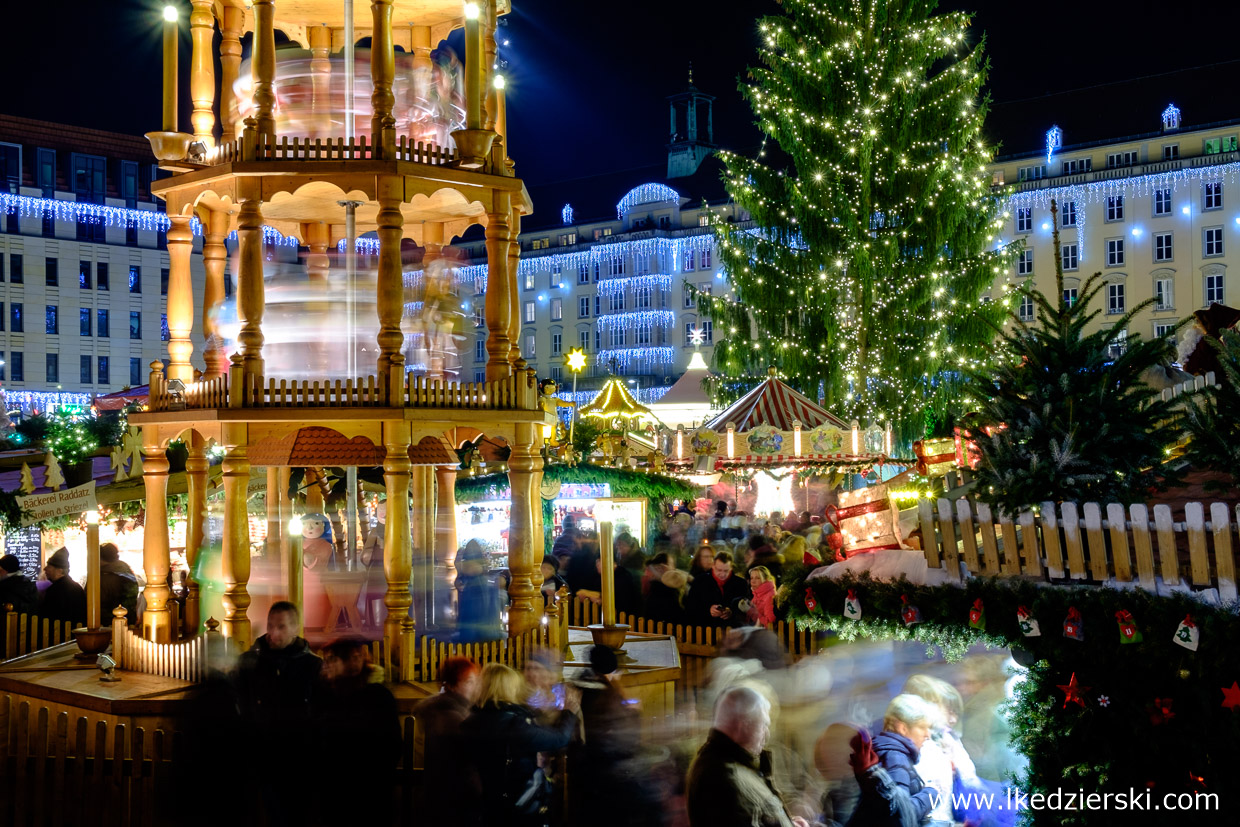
[564,348,588,373]
[1057,673,1090,709]
[689,326,706,347]
[1221,681,1240,710]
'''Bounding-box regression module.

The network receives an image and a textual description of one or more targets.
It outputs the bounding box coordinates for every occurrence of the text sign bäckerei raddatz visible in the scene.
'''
[17,481,97,527]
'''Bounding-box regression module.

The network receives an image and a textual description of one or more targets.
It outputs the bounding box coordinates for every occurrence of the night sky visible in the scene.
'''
[4,0,1238,194]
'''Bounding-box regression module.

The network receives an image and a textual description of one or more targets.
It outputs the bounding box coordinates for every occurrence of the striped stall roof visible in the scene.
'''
[704,374,847,432]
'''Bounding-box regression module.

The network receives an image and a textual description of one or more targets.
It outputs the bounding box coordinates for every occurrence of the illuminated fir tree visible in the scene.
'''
[707,0,1012,440]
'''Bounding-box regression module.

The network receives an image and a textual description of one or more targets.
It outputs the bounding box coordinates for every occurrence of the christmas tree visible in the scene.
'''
[707,0,1012,441]
[1182,330,1240,491]
[964,201,1179,516]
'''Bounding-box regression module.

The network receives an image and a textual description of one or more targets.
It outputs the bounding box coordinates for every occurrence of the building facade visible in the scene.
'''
[990,107,1240,350]
[0,114,214,410]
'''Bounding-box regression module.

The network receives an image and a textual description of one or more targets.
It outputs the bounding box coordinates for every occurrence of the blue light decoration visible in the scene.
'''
[1045,125,1063,164]
[562,203,574,225]
[595,310,676,332]
[337,237,383,255]
[616,183,681,219]
[5,391,92,416]
[1162,104,1182,131]
[596,274,672,296]
[594,347,675,370]
[556,386,670,408]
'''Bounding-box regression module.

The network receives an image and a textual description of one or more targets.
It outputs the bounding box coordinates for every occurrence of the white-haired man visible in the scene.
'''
[685,684,812,827]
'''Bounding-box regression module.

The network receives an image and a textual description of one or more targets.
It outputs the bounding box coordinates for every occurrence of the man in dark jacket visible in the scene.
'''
[39,548,86,627]
[847,694,938,826]
[414,657,481,823]
[234,601,322,827]
[0,554,38,615]
[686,685,809,827]
[96,544,139,621]
[685,551,751,627]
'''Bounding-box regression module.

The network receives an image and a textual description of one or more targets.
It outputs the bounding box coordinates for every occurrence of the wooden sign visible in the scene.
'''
[16,481,97,527]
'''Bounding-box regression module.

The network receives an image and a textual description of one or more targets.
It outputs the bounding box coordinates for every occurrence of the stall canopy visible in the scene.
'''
[94,386,149,412]
[704,368,847,431]
[578,377,660,426]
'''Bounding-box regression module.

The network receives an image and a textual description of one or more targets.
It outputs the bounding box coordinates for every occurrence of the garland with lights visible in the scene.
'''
[708,0,1015,445]
[787,567,1240,826]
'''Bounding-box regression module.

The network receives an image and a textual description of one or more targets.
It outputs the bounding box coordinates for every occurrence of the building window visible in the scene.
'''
[551,298,562,321]
[609,258,625,277]
[1107,238,1125,267]
[1163,144,1179,160]
[701,249,712,269]
[1108,329,1128,360]
[97,309,109,338]
[79,308,91,336]
[1206,273,1225,305]
[1204,182,1223,211]
[46,354,58,384]
[1061,244,1078,271]
[0,351,4,380]
[523,273,534,291]
[0,142,19,188]
[1018,294,1035,321]
[1017,165,1046,181]
[1106,196,1124,222]
[473,370,485,384]
[1016,250,1033,276]
[0,255,5,282]
[684,286,695,308]
[1203,136,1239,155]
[1154,232,1173,262]
[1204,227,1224,257]
[1061,201,1077,227]
[552,332,562,355]
[45,258,58,286]
[97,263,108,290]
[594,296,600,315]
[683,250,696,271]
[1061,158,1092,175]
[1063,287,1078,306]
[550,367,562,383]
[701,319,713,344]
[636,327,651,345]
[1154,189,1172,216]
[10,254,23,283]
[129,311,141,339]
[130,357,142,386]
[579,330,590,352]
[79,261,91,289]
[529,238,549,250]
[1015,208,1032,234]
[1155,277,1174,310]
[1107,283,1125,314]
[97,356,109,385]
[10,303,22,333]
[558,232,577,246]
[684,323,697,346]
[524,301,535,323]
[609,328,624,348]
[10,352,22,382]
[1106,150,1139,168]
[1154,322,1177,341]
[578,296,590,318]
[161,313,169,341]
[524,332,536,358]
[160,268,169,296]
[699,215,711,227]
[577,264,590,285]
[636,287,652,309]
[45,306,58,335]
[475,339,485,362]
[80,355,92,385]
[593,228,612,240]
[609,292,625,312]
[129,265,142,293]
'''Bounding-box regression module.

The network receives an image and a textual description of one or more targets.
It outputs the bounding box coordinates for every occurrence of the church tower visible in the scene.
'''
[666,67,715,179]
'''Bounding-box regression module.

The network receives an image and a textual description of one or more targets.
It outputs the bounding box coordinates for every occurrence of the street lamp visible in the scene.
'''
[565,347,587,445]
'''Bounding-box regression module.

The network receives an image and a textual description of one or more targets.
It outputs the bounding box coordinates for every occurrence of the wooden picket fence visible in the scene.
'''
[918,497,1240,600]
[110,612,218,683]
[415,596,569,683]
[3,608,75,661]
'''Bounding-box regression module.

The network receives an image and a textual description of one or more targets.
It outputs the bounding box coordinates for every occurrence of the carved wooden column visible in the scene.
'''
[382,422,414,649]
[166,214,195,384]
[308,26,333,138]
[251,0,277,137]
[370,0,396,158]
[189,0,216,147]
[219,5,243,142]
[483,0,498,132]
[184,433,208,636]
[266,466,282,558]
[507,210,522,366]
[236,190,265,377]
[221,426,253,648]
[484,197,513,380]
[375,180,406,382]
[434,465,458,568]
[409,463,435,629]
[140,431,173,643]
[201,208,229,379]
[506,417,543,635]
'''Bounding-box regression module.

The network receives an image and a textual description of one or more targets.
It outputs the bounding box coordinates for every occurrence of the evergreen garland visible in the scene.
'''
[707,0,1014,442]
[1182,330,1240,492]
[789,569,1240,825]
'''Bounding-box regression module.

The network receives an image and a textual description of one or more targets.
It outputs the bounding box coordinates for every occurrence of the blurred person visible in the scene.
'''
[747,533,786,584]
[847,694,939,826]
[689,542,716,580]
[461,662,580,826]
[641,550,672,597]
[846,727,922,827]
[645,556,688,625]
[415,657,481,823]
[814,723,863,826]
[575,554,641,616]
[686,685,812,827]
[686,551,751,628]
[39,548,86,627]
[524,648,562,721]
[717,625,787,671]
[707,500,728,541]
[455,540,504,642]
[746,566,777,626]
[552,513,582,566]
[539,555,567,607]
[234,601,323,827]
[315,637,400,825]
[566,536,602,595]
[96,543,139,620]
[0,554,38,616]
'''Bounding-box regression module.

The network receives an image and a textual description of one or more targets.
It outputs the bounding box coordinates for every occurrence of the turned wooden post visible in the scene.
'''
[236,193,266,377]
[184,433,208,636]
[506,421,544,635]
[383,422,414,649]
[165,213,196,383]
[370,0,397,158]
[219,4,243,142]
[375,180,406,380]
[221,430,253,648]
[484,196,513,380]
[250,0,277,138]
[141,435,173,642]
[201,208,229,379]
[189,0,217,147]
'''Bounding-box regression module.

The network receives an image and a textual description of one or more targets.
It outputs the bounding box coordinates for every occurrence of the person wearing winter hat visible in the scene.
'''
[0,554,38,617]
[39,548,86,627]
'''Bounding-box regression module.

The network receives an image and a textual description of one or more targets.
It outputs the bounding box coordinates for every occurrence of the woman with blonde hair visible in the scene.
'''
[461,663,580,825]
[746,565,777,626]
[847,694,940,826]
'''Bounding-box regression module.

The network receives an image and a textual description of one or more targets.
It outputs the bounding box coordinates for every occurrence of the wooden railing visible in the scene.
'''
[147,362,541,413]
[2,607,74,662]
[110,611,222,684]
[205,133,458,167]
[918,497,1240,600]
[415,624,553,684]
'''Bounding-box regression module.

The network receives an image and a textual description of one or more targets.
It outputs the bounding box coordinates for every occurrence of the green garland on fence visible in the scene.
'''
[787,568,1240,826]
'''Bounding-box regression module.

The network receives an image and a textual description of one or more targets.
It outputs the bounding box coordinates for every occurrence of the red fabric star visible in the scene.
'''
[1057,673,1090,709]
[1221,682,1240,710]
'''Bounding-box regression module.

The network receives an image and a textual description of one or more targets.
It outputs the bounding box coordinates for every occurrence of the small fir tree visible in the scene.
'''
[707,0,1013,441]
[1182,330,1240,491]
[965,201,1179,515]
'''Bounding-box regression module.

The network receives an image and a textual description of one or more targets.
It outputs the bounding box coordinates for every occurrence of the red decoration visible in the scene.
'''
[968,599,986,630]
[1063,606,1084,641]
[804,588,819,613]
[1149,697,1175,726]
[1057,673,1090,709]
[900,594,922,627]
[1221,682,1240,710]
